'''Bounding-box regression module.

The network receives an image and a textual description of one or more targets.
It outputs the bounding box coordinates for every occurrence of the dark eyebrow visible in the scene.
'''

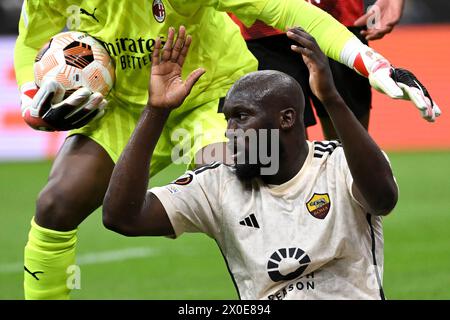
[224,105,248,121]
[224,102,257,114]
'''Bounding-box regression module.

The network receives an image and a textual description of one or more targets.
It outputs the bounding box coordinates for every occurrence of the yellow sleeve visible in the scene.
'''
[169,0,266,25]
[170,0,358,64]
[256,0,357,63]
[214,0,267,26]
[14,0,66,87]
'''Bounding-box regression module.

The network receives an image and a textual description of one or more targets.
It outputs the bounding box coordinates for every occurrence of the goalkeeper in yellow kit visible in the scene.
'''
[15,0,440,299]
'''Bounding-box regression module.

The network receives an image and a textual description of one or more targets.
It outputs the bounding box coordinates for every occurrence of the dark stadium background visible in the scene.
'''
[0,1,449,299]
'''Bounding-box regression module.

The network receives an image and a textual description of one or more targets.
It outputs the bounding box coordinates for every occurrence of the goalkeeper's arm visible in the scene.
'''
[14,0,66,88]
[235,0,441,122]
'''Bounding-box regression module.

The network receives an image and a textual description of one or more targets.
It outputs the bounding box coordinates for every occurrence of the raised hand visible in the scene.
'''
[288,26,441,122]
[148,26,205,110]
[286,27,339,104]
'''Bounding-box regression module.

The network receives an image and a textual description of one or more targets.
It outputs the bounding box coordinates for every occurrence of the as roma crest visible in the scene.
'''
[306,193,331,219]
[172,173,193,186]
[152,0,166,23]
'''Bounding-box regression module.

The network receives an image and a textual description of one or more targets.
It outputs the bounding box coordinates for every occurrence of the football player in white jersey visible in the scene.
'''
[103,27,398,300]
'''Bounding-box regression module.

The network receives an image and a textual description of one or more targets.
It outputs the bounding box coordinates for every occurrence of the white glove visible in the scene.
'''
[20,80,107,131]
[391,68,441,122]
[351,45,441,122]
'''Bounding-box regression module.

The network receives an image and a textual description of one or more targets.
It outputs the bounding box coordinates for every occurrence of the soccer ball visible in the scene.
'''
[34,31,115,97]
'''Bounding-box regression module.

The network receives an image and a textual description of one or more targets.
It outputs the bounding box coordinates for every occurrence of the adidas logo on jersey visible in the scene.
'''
[239,214,260,229]
[313,140,342,158]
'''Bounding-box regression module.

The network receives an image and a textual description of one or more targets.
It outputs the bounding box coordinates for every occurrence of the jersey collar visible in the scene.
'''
[265,141,313,196]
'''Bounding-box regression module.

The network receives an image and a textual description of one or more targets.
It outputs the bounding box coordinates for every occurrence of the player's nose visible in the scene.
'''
[226,118,238,131]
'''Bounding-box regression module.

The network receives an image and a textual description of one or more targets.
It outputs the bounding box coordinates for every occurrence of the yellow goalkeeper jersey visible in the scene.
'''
[15,0,354,110]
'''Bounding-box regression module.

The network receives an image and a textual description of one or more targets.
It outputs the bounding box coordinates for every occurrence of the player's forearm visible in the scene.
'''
[323,95,398,215]
[15,0,66,87]
[14,40,39,87]
[259,0,356,63]
[103,107,170,231]
[259,0,394,79]
[14,3,38,87]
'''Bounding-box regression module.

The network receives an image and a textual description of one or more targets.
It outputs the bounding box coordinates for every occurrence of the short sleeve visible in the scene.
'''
[150,165,223,239]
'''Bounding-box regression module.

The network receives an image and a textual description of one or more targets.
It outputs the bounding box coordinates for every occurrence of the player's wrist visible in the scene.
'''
[318,91,342,108]
[20,82,38,110]
[144,105,171,120]
[20,82,38,95]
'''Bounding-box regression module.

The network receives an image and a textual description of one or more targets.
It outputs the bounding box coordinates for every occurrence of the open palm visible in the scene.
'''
[149,26,205,110]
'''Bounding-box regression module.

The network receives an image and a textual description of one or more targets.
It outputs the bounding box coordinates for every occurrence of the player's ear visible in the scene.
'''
[279,107,296,130]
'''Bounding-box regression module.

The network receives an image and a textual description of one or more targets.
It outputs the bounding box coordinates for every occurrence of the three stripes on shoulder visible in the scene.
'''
[313,140,342,158]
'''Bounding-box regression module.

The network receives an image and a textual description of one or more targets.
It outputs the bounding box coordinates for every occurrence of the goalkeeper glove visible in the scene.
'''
[391,67,441,122]
[20,80,107,131]
[347,42,441,122]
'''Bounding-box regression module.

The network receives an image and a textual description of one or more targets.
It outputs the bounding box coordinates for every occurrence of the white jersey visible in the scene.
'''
[151,140,387,300]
